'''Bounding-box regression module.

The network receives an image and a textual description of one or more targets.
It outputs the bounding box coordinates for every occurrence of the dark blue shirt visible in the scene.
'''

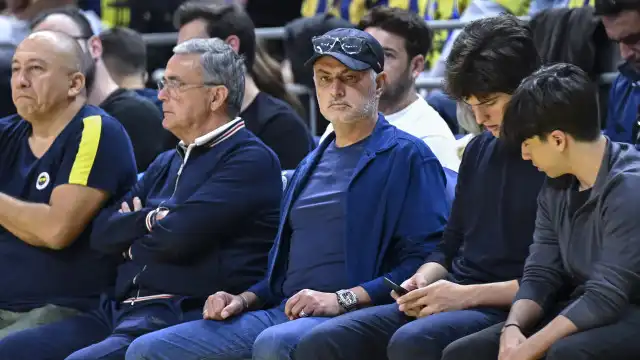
[426,132,546,284]
[0,105,137,312]
[282,139,365,296]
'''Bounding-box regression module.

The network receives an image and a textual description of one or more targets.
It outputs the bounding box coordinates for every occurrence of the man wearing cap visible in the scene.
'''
[125,27,451,360]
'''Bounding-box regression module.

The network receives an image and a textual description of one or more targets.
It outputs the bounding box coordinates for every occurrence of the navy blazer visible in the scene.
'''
[249,115,450,306]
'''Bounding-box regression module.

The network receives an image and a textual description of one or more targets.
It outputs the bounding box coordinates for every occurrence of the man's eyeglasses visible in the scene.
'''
[157,78,219,93]
[311,35,372,55]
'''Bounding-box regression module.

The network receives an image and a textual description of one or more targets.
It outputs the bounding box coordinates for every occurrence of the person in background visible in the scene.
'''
[0,37,283,360]
[0,30,136,340]
[31,6,169,172]
[99,27,161,112]
[99,26,178,151]
[125,27,450,360]
[320,7,460,171]
[597,0,640,145]
[295,14,545,360]
[174,1,314,169]
[444,63,640,360]
[252,40,306,118]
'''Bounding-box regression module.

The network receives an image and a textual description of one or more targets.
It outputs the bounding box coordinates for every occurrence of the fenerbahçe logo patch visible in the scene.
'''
[36,172,50,190]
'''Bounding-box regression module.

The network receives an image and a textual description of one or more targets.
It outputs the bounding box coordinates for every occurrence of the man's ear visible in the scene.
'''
[409,55,425,79]
[225,35,241,55]
[86,35,102,59]
[68,71,85,97]
[210,85,229,112]
[375,72,387,98]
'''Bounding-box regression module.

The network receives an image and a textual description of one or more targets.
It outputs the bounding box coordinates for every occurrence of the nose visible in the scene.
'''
[157,87,169,102]
[472,106,489,125]
[12,70,29,89]
[620,43,635,62]
[329,79,345,98]
[521,144,531,161]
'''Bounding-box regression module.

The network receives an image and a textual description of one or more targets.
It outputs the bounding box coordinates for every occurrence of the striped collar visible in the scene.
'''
[178,117,245,152]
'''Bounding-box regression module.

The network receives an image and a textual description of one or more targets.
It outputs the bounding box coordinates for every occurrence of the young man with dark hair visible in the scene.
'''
[99,27,163,112]
[174,1,314,169]
[443,63,640,360]
[320,7,459,171]
[293,14,546,360]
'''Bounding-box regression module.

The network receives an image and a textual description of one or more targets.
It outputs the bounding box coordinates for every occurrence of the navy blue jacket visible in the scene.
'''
[91,120,282,301]
[248,115,450,306]
[604,64,640,144]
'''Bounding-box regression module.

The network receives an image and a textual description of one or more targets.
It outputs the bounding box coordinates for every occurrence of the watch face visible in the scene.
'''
[339,290,357,307]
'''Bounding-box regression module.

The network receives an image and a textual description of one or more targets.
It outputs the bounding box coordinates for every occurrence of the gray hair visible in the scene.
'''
[173,38,245,118]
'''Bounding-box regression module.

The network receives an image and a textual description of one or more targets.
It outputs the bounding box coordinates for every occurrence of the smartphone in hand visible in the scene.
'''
[384,277,408,296]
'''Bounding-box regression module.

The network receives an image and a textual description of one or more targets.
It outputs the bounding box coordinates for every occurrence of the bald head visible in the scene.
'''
[12,30,88,120]
[19,30,87,73]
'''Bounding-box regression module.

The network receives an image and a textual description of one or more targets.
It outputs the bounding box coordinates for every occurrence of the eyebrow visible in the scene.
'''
[11,58,47,66]
[315,68,354,76]
[382,47,397,54]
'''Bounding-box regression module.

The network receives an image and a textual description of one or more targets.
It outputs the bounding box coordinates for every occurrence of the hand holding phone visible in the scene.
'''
[384,277,408,296]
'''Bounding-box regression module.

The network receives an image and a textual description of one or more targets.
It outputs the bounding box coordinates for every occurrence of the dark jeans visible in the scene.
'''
[295,302,508,360]
[126,300,331,360]
[443,306,640,360]
[0,295,201,360]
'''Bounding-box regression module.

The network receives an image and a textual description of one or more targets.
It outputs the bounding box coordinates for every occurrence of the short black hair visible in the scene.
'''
[358,6,433,60]
[31,6,94,39]
[501,63,601,146]
[174,1,256,69]
[595,0,640,15]
[444,14,540,100]
[100,27,147,78]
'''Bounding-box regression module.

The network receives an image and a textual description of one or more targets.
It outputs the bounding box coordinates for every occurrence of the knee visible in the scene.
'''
[294,325,338,360]
[253,327,296,360]
[387,325,438,360]
[546,338,583,360]
[125,335,159,360]
[441,334,497,360]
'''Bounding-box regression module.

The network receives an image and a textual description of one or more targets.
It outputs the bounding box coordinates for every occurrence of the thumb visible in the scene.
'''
[415,275,428,288]
[221,300,242,319]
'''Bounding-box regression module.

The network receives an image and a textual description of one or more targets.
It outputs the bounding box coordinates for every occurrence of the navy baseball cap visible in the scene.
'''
[305,28,385,73]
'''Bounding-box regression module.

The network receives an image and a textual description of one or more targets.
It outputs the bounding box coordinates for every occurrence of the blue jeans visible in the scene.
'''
[126,301,330,360]
[0,295,201,360]
[295,303,508,360]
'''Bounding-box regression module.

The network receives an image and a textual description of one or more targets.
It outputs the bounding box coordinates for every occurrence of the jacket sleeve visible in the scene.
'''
[603,76,621,139]
[360,152,449,305]
[130,146,282,263]
[90,155,164,254]
[560,175,640,330]
[513,184,566,310]
[424,134,477,268]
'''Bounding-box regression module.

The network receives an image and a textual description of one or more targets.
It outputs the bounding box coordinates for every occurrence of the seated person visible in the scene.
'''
[175,1,315,169]
[0,38,283,359]
[321,7,460,172]
[597,0,640,144]
[125,27,451,360]
[0,31,137,339]
[99,27,162,112]
[444,64,640,360]
[294,15,546,360]
[31,6,170,171]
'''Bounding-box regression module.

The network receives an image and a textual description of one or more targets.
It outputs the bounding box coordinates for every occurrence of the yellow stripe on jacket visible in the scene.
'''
[69,116,102,186]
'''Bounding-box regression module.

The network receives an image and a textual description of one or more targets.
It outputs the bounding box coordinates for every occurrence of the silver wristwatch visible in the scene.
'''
[336,289,359,312]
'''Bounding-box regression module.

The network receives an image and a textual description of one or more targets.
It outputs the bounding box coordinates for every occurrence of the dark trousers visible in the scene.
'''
[0,295,201,360]
[294,302,508,360]
[443,306,640,360]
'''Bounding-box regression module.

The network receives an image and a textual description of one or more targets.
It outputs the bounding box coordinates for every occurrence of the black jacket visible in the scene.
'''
[516,139,640,331]
[530,7,610,78]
